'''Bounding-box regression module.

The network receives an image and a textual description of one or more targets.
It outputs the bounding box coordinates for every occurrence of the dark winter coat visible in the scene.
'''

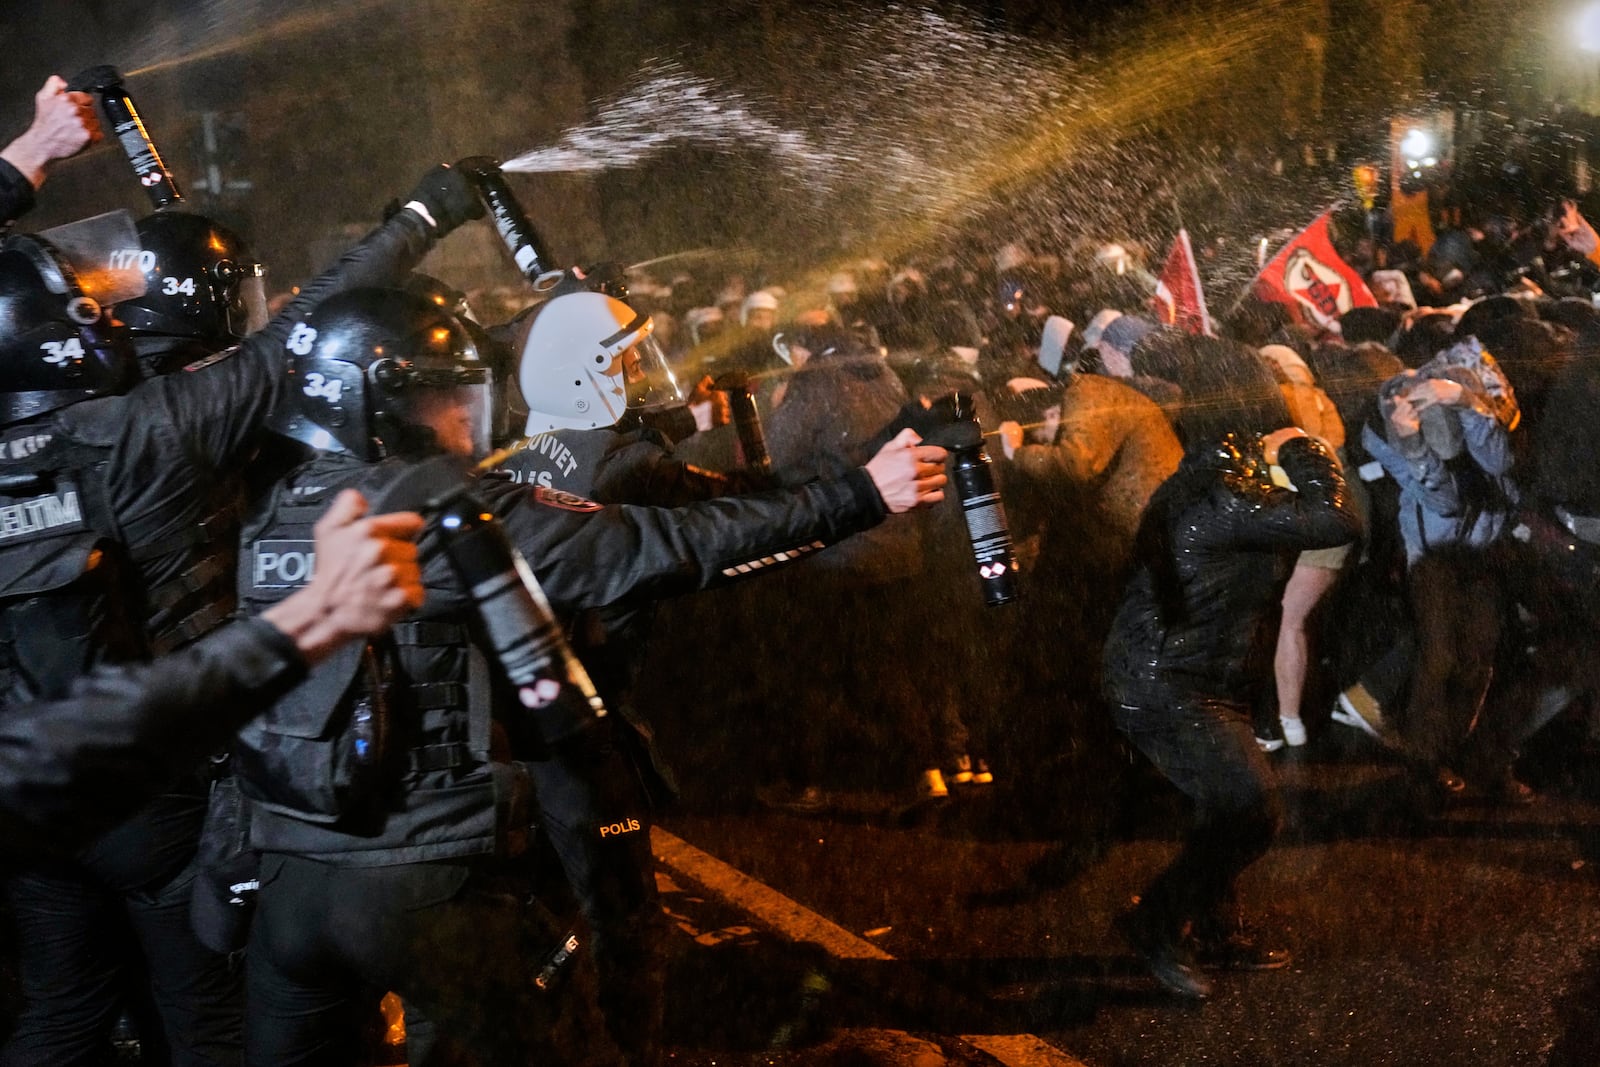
[1103,436,1358,711]
[767,344,921,582]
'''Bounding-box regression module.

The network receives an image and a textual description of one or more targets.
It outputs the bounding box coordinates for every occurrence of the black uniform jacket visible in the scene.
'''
[48,210,434,624]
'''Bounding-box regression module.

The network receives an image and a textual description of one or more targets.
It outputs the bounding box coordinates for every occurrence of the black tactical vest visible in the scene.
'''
[0,421,143,705]
[234,453,509,865]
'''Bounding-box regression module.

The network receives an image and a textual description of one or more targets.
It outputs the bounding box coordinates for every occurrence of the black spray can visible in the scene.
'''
[948,395,1018,606]
[68,66,184,209]
[713,371,772,476]
[457,157,555,285]
[435,490,606,745]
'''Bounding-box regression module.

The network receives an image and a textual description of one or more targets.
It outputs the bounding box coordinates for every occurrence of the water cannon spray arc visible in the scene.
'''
[67,66,184,210]
[457,157,561,289]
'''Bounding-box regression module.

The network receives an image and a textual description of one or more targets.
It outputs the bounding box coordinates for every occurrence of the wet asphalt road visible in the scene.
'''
[647,729,1600,1066]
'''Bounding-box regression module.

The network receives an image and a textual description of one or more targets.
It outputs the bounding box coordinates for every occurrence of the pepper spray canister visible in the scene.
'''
[712,371,772,477]
[435,489,606,745]
[947,393,1018,606]
[457,157,556,285]
[68,66,184,209]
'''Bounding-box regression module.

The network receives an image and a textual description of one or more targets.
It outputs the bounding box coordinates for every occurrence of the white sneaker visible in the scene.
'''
[919,768,950,799]
[1255,734,1285,753]
[1330,690,1385,741]
[1279,717,1307,747]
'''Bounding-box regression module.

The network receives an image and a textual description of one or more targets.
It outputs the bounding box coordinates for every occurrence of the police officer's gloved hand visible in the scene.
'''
[401,163,485,238]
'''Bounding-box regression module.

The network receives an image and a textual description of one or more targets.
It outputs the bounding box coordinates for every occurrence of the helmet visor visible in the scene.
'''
[621,331,684,413]
[38,210,147,307]
[393,379,492,460]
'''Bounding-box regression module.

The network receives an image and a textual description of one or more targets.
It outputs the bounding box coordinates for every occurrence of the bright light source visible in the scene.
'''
[1579,2,1600,52]
[1400,128,1434,160]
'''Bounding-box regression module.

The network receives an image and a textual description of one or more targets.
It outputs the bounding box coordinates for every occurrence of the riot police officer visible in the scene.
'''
[0,164,482,1067]
[500,276,782,1060]
[0,489,423,855]
[236,286,946,1064]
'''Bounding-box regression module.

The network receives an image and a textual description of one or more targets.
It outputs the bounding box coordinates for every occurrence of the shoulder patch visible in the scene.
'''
[534,486,604,513]
[182,345,241,373]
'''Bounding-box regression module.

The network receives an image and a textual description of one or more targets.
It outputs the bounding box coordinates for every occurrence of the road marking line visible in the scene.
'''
[652,827,1089,1067]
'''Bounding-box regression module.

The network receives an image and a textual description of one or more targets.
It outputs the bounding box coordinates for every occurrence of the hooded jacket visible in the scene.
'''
[1103,436,1358,711]
[1009,373,1182,545]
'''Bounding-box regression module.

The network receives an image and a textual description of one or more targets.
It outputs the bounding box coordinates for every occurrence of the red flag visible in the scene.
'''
[1252,211,1376,330]
[1151,228,1211,335]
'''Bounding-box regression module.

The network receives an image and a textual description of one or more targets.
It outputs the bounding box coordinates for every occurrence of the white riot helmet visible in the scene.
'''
[514,289,683,434]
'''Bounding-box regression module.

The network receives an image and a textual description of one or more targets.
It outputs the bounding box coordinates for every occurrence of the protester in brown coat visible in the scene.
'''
[996,372,1184,697]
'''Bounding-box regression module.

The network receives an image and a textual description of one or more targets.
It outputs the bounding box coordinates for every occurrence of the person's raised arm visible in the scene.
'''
[504,429,948,611]
[0,76,101,224]
[0,490,424,850]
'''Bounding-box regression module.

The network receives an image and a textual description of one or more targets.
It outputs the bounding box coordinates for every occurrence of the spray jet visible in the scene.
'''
[456,157,560,289]
[66,66,184,210]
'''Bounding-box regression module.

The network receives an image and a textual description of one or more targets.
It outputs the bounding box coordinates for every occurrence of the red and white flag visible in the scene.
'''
[1151,228,1211,335]
[1253,211,1376,330]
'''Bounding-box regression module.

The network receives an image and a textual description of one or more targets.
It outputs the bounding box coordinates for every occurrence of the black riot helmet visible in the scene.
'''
[274,287,491,461]
[115,211,267,368]
[400,271,526,446]
[403,271,478,324]
[0,234,138,428]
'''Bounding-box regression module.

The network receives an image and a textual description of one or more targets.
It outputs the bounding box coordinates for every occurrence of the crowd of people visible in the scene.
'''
[596,142,1600,1000]
[2,58,1600,1064]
